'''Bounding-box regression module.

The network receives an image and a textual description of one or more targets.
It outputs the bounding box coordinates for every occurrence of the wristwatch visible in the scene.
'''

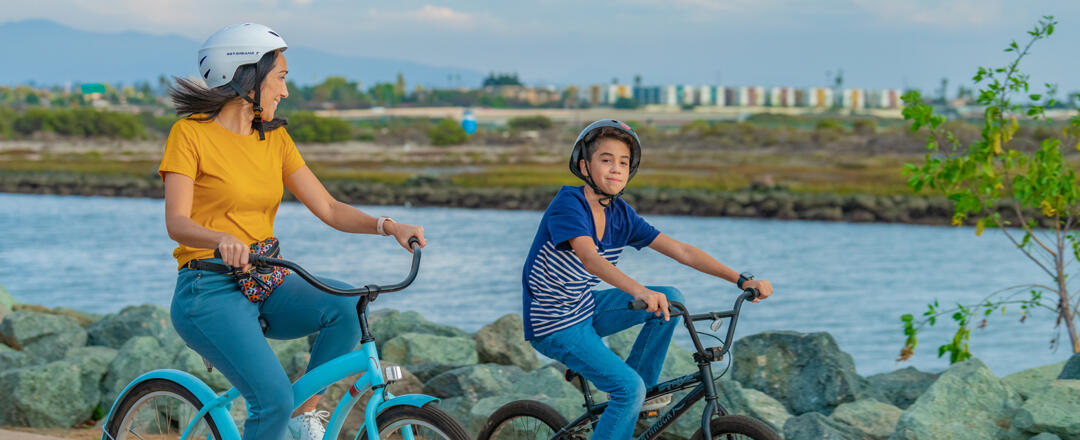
[737,272,754,290]
[377,216,395,236]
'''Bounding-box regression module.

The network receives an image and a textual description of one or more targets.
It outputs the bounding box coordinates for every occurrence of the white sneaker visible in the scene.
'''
[287,410,330,440]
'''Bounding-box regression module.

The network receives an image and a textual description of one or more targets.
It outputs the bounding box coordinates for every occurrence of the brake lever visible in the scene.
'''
[709,313,724,332]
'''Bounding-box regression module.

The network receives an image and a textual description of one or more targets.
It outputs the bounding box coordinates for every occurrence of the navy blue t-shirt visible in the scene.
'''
[521,186,660,340]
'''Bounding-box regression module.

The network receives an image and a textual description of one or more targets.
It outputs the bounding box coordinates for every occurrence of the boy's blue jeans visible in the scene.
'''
[171,263,361,440]
[530,286,685,440]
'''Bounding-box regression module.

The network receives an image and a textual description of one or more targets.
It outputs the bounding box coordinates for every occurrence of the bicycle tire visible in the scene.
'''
[103,378,223,440]
[477,400,573,440]
[689,414,781,440]
[358,403,470,440]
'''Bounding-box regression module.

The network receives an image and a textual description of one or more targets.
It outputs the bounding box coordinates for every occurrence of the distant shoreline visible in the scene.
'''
[0,171,1032,227]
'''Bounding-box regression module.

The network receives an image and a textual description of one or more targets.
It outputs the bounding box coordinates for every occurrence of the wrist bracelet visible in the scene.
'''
[377,216,394,236]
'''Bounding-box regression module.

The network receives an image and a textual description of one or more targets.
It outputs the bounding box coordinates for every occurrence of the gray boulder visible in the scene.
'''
[0,284,14,325]
[317,363,425,440]
[268,337,311,381]
[867,366,939,409]
[423,363,525,400]
[0,284,16,310]
[1011,380,1080,438]
[0,355,110,427]
[368,308,468,343]
[381,333,478,366]
[669,379,791,437]
[1059,353,1080,380]
[0,310,87,362]
[100,336,174,410]
[406,362,468,383]
[784,412,866,440]
[830,399,902,440]
[607,324,698,382]
[474,314,540,372]
[0,349,29,371]
[172,346,232,391]
[733,331,879,415]
[440,365,584,436]
[51,307,102,327]
[1004,361,1066,399]
[890,358,1024,440]
[86,304,180,349]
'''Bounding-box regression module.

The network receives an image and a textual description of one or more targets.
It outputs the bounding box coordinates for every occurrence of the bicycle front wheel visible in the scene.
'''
[104,378,223,440]
[477,400,573,440]
[359,404,470,440]
[689,415,781,440]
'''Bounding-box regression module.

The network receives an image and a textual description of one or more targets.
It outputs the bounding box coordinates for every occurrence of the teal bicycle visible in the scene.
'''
[100,238,469,440]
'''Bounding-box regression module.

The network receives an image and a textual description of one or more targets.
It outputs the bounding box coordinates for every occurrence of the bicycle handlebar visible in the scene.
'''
[627,287,761,359]
[215,237,422,297]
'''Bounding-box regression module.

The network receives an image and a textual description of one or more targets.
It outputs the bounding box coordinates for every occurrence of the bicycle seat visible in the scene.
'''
[201,317,270,373]
[564,368,581,383]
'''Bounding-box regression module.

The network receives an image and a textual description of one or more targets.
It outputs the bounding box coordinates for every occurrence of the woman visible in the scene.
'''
[160,23,426,440]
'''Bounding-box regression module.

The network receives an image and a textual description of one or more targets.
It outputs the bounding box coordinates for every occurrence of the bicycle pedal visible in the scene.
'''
[640,410,660,418]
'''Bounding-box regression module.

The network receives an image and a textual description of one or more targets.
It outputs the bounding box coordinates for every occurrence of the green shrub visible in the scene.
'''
[428,119,468,146]
[814,118,845,132]
[508,115,553,131]
[286,111,352,143]
[852,119,878,135]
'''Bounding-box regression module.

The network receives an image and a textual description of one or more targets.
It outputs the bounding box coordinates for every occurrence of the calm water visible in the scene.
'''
[0,193,1072,376]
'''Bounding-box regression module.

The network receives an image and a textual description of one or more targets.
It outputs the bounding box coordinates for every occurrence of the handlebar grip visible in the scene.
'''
[628,300,648,310]
[744,287,760,300]
[408,236,420,248]
[213,249,222,260]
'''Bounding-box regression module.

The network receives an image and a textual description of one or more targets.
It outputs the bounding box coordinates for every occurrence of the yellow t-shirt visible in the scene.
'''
[158,117,306,269]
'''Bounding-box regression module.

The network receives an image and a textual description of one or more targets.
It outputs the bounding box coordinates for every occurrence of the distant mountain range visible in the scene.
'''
[0,19,485,88]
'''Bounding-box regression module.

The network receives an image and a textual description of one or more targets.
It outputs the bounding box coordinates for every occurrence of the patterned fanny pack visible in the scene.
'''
[235,237,289,302]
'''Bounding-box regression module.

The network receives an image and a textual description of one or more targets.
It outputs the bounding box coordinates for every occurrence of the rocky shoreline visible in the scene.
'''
[1,285,1078,439]
[0,171,1050,226]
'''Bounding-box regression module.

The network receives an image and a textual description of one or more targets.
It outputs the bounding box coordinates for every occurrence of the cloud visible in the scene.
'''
[852,0,1004,29]
[410,5,474,27]
[294,0,315,4]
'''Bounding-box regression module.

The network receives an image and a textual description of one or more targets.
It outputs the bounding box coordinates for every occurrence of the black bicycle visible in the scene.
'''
[476,289,780,440]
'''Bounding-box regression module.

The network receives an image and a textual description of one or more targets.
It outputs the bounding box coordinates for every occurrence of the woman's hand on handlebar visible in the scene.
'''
[217,234,251,272]
[743,279,773,302]
[385,221,427,251]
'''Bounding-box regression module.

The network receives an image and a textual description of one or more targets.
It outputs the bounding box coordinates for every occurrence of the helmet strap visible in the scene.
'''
[228,81,267,140]
[581,158,620,207]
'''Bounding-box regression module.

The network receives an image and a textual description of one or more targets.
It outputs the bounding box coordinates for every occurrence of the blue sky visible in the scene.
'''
[6,0,1080,94]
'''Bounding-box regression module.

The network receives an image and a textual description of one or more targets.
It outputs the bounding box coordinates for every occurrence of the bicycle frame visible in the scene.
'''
[548,290,759,440]
[102,239,436,440]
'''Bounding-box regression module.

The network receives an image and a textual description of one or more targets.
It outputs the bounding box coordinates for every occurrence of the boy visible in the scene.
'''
[522,119,773,439]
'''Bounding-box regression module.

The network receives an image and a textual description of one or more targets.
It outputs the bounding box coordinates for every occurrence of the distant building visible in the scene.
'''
[806,88,834,108]
[768,87,795,107]
[842,89,866,109]
[869,89,903,109]
[633,86,662,105]
[606,84,632,105]
[588,85,604,107]
[742,86,765,107]
[698,86,725,106]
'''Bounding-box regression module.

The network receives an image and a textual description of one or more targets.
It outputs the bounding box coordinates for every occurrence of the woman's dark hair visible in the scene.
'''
[169,50,286,132]
[583,126,636,160]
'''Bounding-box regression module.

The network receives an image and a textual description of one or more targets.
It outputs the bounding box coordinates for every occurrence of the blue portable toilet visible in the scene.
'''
[461,109,477,134]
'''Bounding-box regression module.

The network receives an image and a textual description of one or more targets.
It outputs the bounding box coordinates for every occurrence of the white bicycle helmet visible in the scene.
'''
[197,23,287,139]
[198,23,287,89]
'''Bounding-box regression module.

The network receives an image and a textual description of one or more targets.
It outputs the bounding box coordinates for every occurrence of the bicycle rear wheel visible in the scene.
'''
[359,404,470,440]
[477,400,575,440]
[104,378,222,440]
[689,415,781,440]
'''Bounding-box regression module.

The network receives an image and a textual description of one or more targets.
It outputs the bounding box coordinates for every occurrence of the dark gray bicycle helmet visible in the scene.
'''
[569,119,642,206]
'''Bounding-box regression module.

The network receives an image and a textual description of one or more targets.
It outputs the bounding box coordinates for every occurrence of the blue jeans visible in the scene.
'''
[530,286,685,440]
[171,263,361,440]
